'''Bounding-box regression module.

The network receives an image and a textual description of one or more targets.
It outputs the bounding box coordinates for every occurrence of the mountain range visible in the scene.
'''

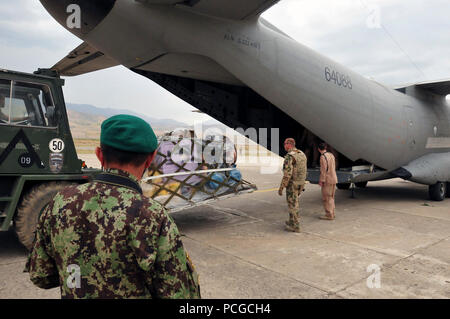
[67,103,189,139]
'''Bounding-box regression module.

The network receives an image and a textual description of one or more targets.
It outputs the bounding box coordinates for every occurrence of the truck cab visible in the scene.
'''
[0,69,94,249]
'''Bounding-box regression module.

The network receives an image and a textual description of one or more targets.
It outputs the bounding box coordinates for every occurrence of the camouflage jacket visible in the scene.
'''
[27,168,201,299]
[280,148,308,189]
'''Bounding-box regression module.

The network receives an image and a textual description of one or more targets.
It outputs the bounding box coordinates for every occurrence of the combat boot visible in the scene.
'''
[285,225,300,233]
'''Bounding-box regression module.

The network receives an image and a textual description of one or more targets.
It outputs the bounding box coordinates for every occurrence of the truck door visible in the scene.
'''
[0,78,77,175]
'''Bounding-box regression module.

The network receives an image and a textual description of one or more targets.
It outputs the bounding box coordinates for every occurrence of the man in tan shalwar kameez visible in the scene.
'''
[318,143,338,220]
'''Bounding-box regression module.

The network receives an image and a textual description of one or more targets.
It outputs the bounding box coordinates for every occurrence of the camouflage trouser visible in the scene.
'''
[286,183,304,229]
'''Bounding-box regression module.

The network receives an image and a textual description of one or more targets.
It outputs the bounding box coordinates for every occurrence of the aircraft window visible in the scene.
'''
[0,79,56,127]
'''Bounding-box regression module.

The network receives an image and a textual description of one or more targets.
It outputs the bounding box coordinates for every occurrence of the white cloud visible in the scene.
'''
[264,0,450,84]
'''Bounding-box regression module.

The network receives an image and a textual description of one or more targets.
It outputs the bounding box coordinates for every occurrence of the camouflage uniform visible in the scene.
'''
[280,148,307,231]
[27,168,200,299]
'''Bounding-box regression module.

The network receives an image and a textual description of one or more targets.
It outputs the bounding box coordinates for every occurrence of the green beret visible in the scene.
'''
[101,114,158,153]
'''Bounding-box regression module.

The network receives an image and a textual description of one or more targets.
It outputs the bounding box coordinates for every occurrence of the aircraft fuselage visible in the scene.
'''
[41,0,450,186]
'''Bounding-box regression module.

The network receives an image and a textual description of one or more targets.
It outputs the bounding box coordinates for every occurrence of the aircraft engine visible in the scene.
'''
[40,0,116,38]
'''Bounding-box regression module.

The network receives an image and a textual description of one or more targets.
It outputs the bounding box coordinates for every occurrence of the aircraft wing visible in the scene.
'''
[136,0,281,20]
[414,79,450,96]
[51,42,119,76]
[396,79,450,96]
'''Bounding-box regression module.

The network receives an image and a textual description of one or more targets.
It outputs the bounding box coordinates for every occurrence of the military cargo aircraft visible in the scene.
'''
[39,0,450,200]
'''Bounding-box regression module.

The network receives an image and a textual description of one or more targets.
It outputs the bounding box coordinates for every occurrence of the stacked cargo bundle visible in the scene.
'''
[142,134,256,212]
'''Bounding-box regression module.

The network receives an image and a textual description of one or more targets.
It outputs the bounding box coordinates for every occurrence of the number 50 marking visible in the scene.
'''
[49,138,65,153]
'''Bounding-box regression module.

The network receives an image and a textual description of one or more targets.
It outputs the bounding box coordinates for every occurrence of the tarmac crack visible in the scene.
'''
[204,204,264,223]
[330,235,450,297]
[401,235,450,263]
[300,231,406,258]
[197,205,412,258]
[183,235,332,296]
[258,217,407,258]
[223,200,448,259]
[367,206,450,222]
[185,211,449,298]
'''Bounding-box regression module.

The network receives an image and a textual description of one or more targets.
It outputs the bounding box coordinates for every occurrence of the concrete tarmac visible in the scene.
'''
[0,164,449,299]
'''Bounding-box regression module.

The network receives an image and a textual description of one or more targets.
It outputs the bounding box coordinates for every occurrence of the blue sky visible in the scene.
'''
[1,0,449,124]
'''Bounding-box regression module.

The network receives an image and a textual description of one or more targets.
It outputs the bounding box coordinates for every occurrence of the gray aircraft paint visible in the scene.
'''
[41,0,450,186]
[401,153,450,185]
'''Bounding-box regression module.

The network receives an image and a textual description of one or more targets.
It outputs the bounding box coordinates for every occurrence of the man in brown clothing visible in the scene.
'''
[318,143,338,220]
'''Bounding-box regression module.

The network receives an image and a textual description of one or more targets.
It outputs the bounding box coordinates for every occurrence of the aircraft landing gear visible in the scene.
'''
[337,183,351,190]
[428,182,447,201]
[355,181,368,188]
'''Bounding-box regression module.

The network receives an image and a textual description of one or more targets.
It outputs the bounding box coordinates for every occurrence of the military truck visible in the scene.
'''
[0,68,101,250]
[0,68,256,250]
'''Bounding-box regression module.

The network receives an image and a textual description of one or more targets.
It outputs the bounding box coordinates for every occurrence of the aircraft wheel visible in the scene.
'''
[355,182,368,188]
[15,182,74,251]
[447,183,450,198]
[428,182,446,202]
[337,183,351,190]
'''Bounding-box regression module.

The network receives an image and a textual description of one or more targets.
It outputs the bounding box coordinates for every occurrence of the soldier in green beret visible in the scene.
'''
[27,114,201,299]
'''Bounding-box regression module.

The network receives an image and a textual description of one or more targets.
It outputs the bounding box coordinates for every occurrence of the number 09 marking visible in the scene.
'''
[49,138,65,153]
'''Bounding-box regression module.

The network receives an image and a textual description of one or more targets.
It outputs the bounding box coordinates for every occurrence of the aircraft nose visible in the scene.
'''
[40,0,116,38]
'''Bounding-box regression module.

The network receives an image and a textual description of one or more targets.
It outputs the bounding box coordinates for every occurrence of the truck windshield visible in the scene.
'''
[0,79,55,127]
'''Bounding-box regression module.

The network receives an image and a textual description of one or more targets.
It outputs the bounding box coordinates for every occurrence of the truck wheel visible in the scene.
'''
[337,183,351,190]
[355,182,368,188]
[15,182,73,250]
[428,182,446,202]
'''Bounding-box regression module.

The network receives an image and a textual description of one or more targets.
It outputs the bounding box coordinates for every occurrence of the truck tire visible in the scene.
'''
[428,182,446,202]
[15,182,73,251]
